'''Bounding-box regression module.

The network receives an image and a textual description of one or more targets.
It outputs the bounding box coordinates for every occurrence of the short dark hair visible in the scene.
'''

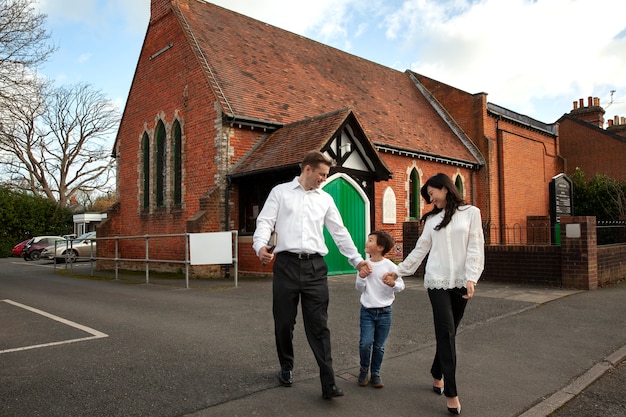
[369,230,394,255]
[301,150,334,171]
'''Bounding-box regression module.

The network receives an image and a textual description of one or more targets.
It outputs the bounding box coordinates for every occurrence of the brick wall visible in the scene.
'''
[397,215,624,289]
[597,245,626,286]
[483,245,562,286]
[108,4,226,262]
[413,73,563,245]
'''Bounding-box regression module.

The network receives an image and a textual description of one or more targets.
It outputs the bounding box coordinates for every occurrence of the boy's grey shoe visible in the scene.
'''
[371,374,384,388]
[357,368,369,386]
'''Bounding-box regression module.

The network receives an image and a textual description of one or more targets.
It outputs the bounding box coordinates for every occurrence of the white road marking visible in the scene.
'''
[0,299,108,354]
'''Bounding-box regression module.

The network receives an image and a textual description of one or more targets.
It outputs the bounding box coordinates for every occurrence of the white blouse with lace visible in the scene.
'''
[396,205,485,290]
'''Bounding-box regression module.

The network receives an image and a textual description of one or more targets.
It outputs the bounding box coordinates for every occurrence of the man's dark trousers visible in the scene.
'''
[272,253,335,386]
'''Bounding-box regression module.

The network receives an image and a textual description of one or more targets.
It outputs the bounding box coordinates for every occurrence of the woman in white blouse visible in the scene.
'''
[384,173,484,415]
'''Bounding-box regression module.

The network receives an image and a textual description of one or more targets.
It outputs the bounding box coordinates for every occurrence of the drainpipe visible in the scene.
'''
[496,120,506,243]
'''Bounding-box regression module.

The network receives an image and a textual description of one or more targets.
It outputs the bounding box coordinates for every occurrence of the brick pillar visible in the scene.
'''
[560,216,598,289]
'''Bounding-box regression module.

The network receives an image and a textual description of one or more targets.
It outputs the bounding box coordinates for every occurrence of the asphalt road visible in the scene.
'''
[1,258,281,417]
[1,256,625,417]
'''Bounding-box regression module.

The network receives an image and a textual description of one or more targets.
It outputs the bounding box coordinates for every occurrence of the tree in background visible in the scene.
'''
[88,192,117,213]
[70,189,117,213]
[0,0,120,207]
[571,168,626,220]
[0,82,120,206]
[0,0,55,104]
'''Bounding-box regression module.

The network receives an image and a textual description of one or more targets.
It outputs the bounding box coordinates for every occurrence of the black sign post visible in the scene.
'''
[549,173,573,244]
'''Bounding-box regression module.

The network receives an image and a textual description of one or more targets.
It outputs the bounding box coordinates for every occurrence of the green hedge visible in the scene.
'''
[0,187,73,257]
[571,168,626,221]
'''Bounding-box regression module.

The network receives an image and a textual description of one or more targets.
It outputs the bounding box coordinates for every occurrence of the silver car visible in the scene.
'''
[42,231,96,263]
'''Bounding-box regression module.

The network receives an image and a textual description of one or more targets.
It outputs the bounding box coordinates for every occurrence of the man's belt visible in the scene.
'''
[280,251,322,260]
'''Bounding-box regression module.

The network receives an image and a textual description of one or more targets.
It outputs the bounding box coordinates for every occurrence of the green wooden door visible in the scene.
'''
[323,175,368,275]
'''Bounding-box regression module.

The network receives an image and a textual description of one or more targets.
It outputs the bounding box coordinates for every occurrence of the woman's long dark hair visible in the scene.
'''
[420,173,466,230]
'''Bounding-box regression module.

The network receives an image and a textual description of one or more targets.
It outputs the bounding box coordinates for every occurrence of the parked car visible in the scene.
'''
[41,231,96,263]
[22,236,67,261]
[11,239,30,257]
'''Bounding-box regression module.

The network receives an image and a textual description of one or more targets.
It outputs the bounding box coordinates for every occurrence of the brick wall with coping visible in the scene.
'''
[399,216,624,289]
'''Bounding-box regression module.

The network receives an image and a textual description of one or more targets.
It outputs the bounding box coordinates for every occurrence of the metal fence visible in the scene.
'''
[483,222,556,245]
[483,221,626,246]
[597,221,626,245]
[52,232,239,288]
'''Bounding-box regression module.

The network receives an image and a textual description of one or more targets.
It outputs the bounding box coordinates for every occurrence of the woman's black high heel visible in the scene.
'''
[447,406,461,414]
[432,386,444,395]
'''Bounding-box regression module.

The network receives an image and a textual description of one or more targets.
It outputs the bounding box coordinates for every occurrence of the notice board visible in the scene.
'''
[189,232,233,265]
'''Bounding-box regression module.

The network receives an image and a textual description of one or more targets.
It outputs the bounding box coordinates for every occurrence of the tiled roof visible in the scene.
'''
[230,107,392,178]
[177,0,481,164]
[230,108,352,176]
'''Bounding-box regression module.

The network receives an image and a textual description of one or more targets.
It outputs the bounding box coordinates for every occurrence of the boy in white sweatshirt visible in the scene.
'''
[355,230,405,388]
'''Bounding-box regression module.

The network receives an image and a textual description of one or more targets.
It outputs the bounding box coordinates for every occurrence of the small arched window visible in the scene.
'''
[455,175,464,195]
[172,121,182,206]
[409,168,420,219]
[142,132,150,209]
[155,121,166,207]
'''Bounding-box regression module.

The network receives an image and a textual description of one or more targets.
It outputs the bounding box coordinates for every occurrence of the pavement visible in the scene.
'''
[4,260,626,417]
[147,271,626,417]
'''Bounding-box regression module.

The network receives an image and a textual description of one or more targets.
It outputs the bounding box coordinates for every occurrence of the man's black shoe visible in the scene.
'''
[278,370,293,387]
[322,384,344,400]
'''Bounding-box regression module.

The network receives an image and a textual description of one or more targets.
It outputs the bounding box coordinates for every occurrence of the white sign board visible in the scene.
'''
[189,232,233,265]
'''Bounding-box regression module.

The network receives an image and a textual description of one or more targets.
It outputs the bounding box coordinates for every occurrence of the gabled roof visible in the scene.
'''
[174,0,482,167]
[230,107,392,180]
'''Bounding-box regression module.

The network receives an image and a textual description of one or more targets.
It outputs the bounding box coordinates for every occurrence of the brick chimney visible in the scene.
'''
[607,115,626,138]
[151,0,173,23]
[569,96,605,128]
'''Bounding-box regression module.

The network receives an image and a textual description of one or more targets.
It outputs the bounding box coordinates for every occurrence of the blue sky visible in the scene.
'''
[36,0,626,129]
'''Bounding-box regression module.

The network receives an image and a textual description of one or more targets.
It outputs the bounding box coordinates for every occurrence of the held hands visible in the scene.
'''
[357,260,372,278]
[382,272,397,287]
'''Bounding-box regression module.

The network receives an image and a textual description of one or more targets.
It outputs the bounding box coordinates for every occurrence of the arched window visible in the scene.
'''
[455,175,464,195]
[155,121,166,207]
[142,132,150,209]
[172,121,182,206]
[409,168,420,219]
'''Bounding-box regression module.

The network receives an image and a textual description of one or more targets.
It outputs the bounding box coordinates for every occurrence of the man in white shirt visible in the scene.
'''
[253,150,372,400]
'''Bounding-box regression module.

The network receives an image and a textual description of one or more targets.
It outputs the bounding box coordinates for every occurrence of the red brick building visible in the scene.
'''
[413,74,563,244]
[558,97,626,182]
[100,0,563,275]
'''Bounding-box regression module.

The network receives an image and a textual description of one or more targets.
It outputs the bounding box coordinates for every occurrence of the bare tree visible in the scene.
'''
[0,0,55,102]
[0,82,120,206]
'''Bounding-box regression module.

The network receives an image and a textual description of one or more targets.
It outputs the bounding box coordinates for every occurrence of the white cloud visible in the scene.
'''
[385,0,626,120]
[34,0,626,123]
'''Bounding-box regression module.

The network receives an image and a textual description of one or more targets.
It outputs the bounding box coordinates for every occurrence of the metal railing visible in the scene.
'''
[52,232,239,288]
[597,221,626,245]
[482,221,626,246]
[483,222,556,245]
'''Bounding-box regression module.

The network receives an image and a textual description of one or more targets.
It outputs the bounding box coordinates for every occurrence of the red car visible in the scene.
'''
[11,239,30,257]
[22,236,67,261]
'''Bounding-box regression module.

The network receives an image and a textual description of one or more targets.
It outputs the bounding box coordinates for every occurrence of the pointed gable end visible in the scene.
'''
[229,108,391,181]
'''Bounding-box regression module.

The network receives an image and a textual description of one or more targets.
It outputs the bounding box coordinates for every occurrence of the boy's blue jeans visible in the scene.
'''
[359,305,392,375]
